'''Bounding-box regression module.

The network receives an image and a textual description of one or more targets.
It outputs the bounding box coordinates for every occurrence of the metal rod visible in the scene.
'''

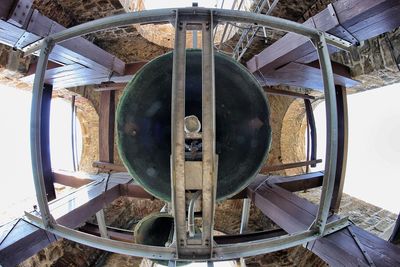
[239,198,251,234]
[71,95,77,172]
[201,12,217,256]
[188,191,202,237]
[170,10,187,255]
[95,210,109,239]
[312,33,338,234]
[30,38,55,229]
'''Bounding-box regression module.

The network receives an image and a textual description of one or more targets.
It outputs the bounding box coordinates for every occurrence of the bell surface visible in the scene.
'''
[117,49,272,201]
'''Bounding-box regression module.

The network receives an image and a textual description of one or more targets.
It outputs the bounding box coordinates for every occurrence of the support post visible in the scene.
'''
[30,38,56,228]
[99,90,115,163]
[95,210,109,239]
[330,85,348,213]
[304,99,317,167]
[41,83,56,201]
[170,11,187,257]
[201,12,217,257]
[311,32,338,234]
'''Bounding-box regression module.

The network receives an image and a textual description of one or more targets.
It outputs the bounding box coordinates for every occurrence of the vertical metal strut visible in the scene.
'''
[201,12,217,257]
[171,10,187,256]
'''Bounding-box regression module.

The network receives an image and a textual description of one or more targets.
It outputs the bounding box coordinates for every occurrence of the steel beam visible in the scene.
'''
[201,12,217,258]
[170,11,187,257]
[330,85,349,213]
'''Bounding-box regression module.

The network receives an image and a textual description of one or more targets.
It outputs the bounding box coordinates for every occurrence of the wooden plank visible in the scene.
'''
[53,171,95,188]
[268,172,324,192]
[247,181,400,266]
[41,84,56,201]
[92,161,127,172]
[330,85,348,212]
[99,91,115,163]
[263,159,322,172]
[0,0,15,20]
[260,62,359,90]
[7,0,33,28]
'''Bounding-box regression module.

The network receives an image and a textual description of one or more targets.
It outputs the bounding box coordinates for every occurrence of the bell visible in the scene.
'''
[117,49,272,201]
[134,213,174,247]
[134,213,185,266]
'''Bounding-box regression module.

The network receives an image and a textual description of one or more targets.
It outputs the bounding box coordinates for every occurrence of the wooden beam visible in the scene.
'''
[53,171,95,188]
[93,161,127,172]
[267,172,324,192]
[247,180,400,266]
[258,62,359,90]
[99,91,115,163]
[263,159,322,173]
[0,0,16,20]
[41,84,56,201]
[0,173,150,266]
[330,85,349,213]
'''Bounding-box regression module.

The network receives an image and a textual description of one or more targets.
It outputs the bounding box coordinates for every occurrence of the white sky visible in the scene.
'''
[312,83,400,214]
[0,86,81,225]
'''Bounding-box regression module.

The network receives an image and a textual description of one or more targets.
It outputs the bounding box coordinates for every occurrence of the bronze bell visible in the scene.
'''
[117,49,272,201]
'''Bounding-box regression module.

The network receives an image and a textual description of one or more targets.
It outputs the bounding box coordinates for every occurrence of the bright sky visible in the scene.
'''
[144,0,236,9]
[312,83,400,214]
[0,85,81,225]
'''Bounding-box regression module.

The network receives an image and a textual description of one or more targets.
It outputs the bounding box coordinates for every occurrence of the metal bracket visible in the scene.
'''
[327,4,360,46]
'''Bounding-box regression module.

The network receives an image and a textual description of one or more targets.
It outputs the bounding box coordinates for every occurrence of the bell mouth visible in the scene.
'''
[117,49,272,202]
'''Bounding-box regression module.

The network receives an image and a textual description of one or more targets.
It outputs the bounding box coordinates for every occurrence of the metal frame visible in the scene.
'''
[26,7,344,261]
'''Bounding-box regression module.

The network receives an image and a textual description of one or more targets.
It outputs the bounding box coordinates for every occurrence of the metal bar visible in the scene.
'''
[23,8,333,56]
[170,10,187,256]
[330,85,348,213]
[95,210,109,239]
[239,197,251,267]
[347,226,376,266]
[312,33,338,234]
[264,88,315,100]
[239,198,251,234]
[71,95,77,172]
[304,99,317,167]
[188,191,201,237]
[201,12,217,256]
[40,83,56,201]
[30,38,55,229]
